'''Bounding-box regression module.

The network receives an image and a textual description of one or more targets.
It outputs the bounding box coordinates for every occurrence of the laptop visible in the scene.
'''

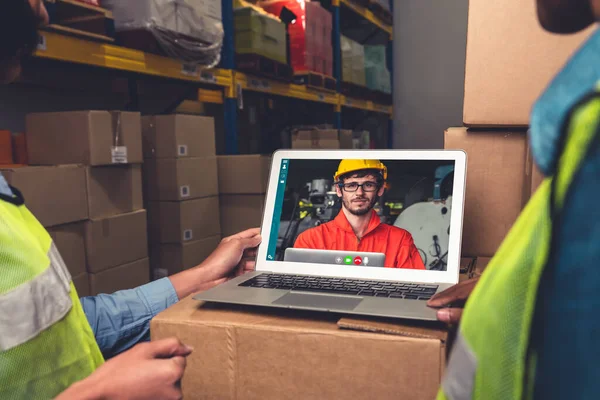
[194,149,467,321]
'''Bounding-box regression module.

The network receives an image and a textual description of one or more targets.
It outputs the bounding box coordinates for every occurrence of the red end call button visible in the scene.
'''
[353,256,362,265]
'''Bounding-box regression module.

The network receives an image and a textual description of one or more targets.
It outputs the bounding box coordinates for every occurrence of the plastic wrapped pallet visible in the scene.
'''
[234,7,287,64]
[341,35,353,83]
[259,1,333,76]
[102,0,224,66]
[365,45,391,93]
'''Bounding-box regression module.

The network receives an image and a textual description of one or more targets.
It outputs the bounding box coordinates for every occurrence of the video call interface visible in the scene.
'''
[266,158,456,271]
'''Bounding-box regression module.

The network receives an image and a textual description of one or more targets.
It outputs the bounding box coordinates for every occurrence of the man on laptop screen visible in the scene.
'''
[293,159,425,269]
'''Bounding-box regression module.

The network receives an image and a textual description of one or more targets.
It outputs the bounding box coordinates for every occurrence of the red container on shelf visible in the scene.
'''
[259,0,333,76]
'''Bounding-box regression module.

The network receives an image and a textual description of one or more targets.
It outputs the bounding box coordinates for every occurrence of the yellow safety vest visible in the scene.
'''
[436,89,600,399]
[0,186,104,399]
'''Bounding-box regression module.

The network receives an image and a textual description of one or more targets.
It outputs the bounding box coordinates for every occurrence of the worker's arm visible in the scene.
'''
[81,229,261,359]
[394,233,426,269]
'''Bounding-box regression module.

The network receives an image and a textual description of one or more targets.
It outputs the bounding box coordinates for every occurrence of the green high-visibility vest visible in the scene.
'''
[0,186,104,399]
[436,88,600,400]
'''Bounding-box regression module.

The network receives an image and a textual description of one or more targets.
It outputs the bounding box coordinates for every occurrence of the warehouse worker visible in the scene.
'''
[433,1,600,399]
[0,1,261,399]
[294,159,425,269]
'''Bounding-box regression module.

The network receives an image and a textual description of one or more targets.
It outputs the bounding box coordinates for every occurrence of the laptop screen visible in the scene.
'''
[264,157,457,273]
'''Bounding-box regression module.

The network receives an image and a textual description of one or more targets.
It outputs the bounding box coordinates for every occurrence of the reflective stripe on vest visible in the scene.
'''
[0,187,104,399]
[437,91,600,400]
[0,242,72,351]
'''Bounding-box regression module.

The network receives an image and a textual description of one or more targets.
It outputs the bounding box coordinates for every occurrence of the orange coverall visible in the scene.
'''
[294,209,426,269]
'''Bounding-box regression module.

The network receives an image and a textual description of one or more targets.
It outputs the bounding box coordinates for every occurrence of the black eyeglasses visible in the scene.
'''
[339,181,379,192]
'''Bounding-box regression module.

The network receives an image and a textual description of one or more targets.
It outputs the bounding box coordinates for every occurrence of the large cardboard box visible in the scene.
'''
[142,115,216,159]
[151,296,448,400]
[217,155,271,194]
[444,128,530,257]
[150,235,221,279]
[291,129,353,149]
[85,210,148,273]
[143,157,218,201]
[73,272,91,297]
[48,222,87,277]
[148,196,221,244]
[463,0,594,126]
[219,195,264,237]
[86,165,143,219]
[89,258,150,296]
[1,165,88,227]
[25,111,143,165]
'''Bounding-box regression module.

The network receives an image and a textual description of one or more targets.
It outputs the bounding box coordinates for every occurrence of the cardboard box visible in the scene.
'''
[291,129,352,149]
[48,222,86,277]
[148,196,221,244]
[463,0,594,126]
[0,130,13,164]
[219,194,264,237]
[444,127,529,257]
[85,210,148,273]
[86,165,143,219]
[142,115,216,159]
[150,235,221,279]
[217,155,271,194]
[72,272,91,298]
[1,165,88,227]
[89,258,150,296]
[151,296,448,400]
[25,111,143,165]
[143,157,218,201]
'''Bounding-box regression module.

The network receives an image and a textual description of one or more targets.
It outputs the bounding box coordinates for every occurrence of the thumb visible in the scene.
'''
[240,235,262,250]
[147,337,193,358]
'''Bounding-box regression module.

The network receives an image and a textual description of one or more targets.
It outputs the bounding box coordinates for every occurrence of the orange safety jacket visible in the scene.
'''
[294,209,426,269]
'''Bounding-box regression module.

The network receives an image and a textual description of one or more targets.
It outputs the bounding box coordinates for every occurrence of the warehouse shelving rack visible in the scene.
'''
[30,0,394,154]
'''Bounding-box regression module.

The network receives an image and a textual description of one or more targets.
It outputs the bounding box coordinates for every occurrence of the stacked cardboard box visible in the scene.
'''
[217,155,271,237]
[142,115,221,280]
[260,1,334,76]
[341,35,366,86]
[234,6,287,64]
[444,0,592,259]
[291,128,353,149]
[4,111,149,297]
[365,45,391,94]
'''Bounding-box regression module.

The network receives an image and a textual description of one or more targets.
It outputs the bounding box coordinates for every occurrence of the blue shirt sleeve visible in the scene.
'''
[532,127,600,399]
[80,277,179,359]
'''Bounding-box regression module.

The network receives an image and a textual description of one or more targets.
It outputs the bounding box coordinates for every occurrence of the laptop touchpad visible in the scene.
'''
[272,293,362,310]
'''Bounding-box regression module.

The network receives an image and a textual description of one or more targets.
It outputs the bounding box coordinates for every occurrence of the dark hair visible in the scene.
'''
[0,0,40,63]
[338,169,385,185]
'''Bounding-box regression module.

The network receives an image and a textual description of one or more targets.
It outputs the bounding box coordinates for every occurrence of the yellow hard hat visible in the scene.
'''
[334,159,388,182]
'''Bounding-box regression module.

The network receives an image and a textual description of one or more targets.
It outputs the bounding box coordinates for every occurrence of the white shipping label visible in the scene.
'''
[178,145,188,156]
[183,229,193,241]
[180,185,190,198]
[111,146,128,163]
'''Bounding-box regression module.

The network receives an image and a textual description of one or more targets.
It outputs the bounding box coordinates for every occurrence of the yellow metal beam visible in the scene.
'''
[235,72,339,105]
[340,0,392,36]
[33,30,233,87]
[198,89,224,104]
[340,95,392,115]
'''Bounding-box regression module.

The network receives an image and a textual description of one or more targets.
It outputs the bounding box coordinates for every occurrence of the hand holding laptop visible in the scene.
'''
[195,228,262,289]
[427,277,480,324]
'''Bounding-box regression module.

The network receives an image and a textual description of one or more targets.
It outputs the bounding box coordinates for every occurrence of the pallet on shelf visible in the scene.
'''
[368,1,393,26]
[42,0,115,43]
[340,81,371,100]
[293,71,337,93]
[236,53,293,82]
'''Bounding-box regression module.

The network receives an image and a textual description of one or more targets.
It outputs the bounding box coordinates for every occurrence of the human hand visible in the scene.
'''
[57,337,193,400]
[426,277,480,324]
[200,228,262,286]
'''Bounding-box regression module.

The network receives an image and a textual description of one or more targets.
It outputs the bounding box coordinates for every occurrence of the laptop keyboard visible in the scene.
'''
[239,273,438,300]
